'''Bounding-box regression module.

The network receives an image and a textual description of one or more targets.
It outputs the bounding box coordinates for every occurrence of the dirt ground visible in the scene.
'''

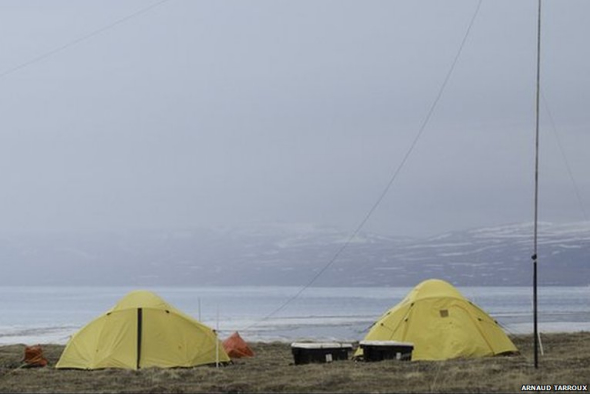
[0,332,588,393]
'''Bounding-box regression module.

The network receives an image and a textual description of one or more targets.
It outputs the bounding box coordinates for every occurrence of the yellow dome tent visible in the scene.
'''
[56,290,230,369]
[356,279,518,361]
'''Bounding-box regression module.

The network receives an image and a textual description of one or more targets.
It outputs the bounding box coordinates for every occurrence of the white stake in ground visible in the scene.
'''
[215,304,220,368]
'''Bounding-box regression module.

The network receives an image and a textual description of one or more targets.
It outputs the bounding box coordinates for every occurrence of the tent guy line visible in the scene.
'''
[240,0,484,332]
[542,91,589,221]
[0,0,172,81]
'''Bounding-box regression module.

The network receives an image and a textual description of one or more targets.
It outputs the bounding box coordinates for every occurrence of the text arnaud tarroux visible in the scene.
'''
[521,385,588,392]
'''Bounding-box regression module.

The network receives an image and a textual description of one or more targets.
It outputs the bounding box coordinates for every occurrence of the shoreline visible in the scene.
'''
[2,322,590,347]
[1,332,589,393]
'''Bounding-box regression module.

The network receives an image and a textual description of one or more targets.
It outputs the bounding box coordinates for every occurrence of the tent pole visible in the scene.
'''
[137,308,143,370]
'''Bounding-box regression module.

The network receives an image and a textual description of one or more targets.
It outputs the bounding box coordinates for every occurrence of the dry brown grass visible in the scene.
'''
[0,332,588,393]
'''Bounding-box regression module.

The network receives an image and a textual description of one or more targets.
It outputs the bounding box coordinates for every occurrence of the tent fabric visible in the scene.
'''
[356,279,518,361]
[23,345,48,367]
[223,332,254,358]
[56,290,230,369]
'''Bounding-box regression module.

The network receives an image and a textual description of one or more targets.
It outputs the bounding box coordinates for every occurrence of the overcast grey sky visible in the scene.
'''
[0,0,588,237]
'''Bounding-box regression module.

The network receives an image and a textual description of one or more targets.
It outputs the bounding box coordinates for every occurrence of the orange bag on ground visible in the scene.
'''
[23,345,48,367]
[222,332,254,358]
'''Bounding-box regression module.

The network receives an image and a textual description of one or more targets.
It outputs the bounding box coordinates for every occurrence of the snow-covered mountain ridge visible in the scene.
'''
[2,222,588,286]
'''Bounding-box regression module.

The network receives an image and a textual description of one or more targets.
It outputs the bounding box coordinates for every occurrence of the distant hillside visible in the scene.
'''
[2,222,589,286]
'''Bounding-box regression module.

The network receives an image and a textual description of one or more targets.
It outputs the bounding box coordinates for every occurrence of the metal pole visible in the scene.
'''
[533,0,542,370]
[216,304,220,368]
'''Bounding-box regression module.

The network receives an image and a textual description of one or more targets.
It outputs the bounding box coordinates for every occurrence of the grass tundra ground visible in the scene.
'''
[0,332,588,393]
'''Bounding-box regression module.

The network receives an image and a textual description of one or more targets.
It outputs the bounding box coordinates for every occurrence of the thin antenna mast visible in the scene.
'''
[533,0,542,370]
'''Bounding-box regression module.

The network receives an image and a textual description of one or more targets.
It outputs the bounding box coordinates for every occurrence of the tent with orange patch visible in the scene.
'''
[222,332,254,358]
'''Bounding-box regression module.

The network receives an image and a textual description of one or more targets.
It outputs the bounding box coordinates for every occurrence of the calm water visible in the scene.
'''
[0,286,588,345]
